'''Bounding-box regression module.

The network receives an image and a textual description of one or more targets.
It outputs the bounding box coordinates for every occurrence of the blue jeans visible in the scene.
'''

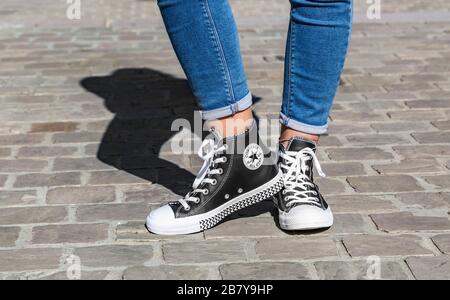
[158,0,352,134]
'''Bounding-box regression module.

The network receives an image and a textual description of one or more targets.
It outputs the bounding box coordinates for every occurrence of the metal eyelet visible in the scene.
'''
[217,168,223,174]
[194,198,200,204]
[282,190,286,195]
[202,189,209,195]
[237,188,243,194]
[224,194,230,200]
[211,179,218,185]
[222,157,227,163]
[184,206,191,211]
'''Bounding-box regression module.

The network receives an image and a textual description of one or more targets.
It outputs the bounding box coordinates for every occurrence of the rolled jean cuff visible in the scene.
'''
[279,112,328,135]
[200,92,252,120]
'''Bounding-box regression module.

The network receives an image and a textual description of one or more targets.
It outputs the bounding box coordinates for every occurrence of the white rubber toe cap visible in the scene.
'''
[146,205,176,231]
[146,204,201,235]
[279,205,333,230]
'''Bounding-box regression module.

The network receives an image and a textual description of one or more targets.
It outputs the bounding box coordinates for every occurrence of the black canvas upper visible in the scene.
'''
[169,122,279,218]
[276,137,328,212]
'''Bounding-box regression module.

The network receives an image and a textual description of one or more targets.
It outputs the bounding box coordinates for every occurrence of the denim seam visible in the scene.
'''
[202,0,236,108]
[287,17,295,118]
[330,1,352,107]
[199,0,231,105]
[342,2,353,71]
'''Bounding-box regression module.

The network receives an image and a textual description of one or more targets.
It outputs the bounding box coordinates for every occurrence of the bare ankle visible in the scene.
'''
[207,107,254,138]
[279,125,320,148]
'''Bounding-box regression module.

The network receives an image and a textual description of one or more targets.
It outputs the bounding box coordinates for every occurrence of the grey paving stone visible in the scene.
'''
[0,175,7,187]
[372,158,443,174]
[345,134,410,146]
[326,147,394,161]
[330,214,368,234]
[412,132,450,144]
[74,244,153,267]
[52,132,103,144]
[315,260,411,280]
[76,202,152,222]
[163,241,247,264]
[0,190,38,206]
[122,184,178,204]
[328,124,373,134]
[321,162,366,177]
[384,82,436,92]
[53,157,115,171]
[255,238,338,260]
[88,170,151,185]
[371,212,450,232]
[348,101,405,112]
[38,270,109,280]
[46,186,116,204]
[0,248,62,272]
[395,192,450,209]
[17,146,78,158]
[343,235,432,257]
[0,148,11,157]
[406,256,450,280]
[405,99,450,109]
[14,172,81,188]
[0,206,67,225]
[319,136,342,147]
[220,262,311,280]
[432,234,450,254]
[0,134,44,146]
[0,159,48,172]
[423,175,450,188]
[363,91,417,101]
[347,175,423,193]
[32,223,109,244]
[326,195,396,213]
[401,74,447,83]
[331,111,386,122]
[393,145,450,159]
[315,178,347,195]
[0,226,21,247]
[387,110,445,121]
[371,122,432,133]
[123,265,217,280]
[432,120,450,130]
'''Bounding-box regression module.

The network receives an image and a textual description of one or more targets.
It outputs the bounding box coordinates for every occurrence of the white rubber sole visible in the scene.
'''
[279,207,333,231]
[146,169,284,235]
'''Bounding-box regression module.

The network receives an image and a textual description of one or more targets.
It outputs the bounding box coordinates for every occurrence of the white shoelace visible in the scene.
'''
[279,148,326,208]
[178,138,227,211]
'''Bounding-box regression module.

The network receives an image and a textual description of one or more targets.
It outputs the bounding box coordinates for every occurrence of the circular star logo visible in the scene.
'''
[243,143,264,170]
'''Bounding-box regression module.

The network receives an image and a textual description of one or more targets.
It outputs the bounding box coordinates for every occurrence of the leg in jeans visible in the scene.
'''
[157,0,251,122]
[280,0,353,141]
[147,0,283,235]
[277,0,353,231]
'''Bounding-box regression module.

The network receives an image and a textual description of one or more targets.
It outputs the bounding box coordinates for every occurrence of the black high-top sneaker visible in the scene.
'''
[276,137,333,230]
[146,121,283,235]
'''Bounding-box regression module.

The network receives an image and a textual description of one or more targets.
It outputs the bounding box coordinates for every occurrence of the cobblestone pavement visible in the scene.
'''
[1,0,450,280]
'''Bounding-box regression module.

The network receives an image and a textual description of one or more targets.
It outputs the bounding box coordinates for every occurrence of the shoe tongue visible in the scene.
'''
[283,137,316,180]
[286,137,316,152]
[206,128,222,144]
